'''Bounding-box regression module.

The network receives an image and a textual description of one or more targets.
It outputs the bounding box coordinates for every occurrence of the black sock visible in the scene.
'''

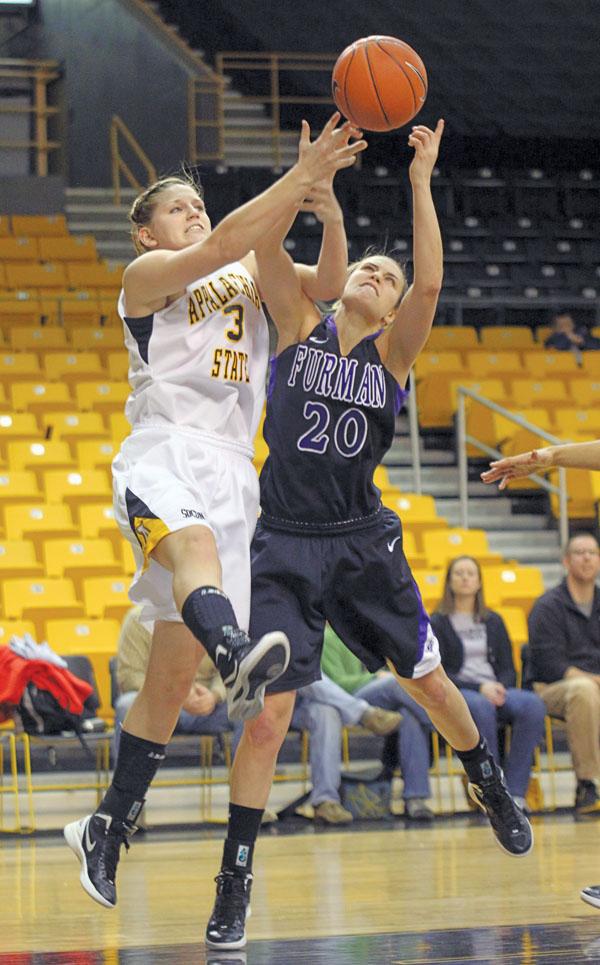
[221,803,263,877]
[98,730,166,824]
[455,735,495,784]
[181,586,239,662]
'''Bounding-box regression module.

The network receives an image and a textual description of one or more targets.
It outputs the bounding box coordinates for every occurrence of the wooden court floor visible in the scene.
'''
[3,813,600,963]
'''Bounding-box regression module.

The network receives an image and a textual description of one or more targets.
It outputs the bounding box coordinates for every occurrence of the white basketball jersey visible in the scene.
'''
[118,261,269,448]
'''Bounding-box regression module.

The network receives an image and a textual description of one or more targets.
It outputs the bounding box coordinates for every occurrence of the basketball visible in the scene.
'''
[332,35,428,133]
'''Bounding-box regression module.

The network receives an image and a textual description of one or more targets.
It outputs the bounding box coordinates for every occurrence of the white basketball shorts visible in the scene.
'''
[112,426,259,627]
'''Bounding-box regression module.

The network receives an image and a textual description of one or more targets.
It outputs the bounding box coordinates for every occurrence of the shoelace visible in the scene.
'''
[99,826,132,884]
[212,873,250,924]
[478,780,521,829]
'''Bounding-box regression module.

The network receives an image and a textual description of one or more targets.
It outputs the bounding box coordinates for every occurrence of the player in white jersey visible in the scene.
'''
[64,113,367,911]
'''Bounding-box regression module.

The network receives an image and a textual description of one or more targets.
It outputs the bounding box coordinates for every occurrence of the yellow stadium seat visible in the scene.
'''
[553,408,600,439]
[43,469,112,514]
[526,351,580,380]
[52,292,102,329]
[43,351,105,384]
[43,538,122,594]
[106,351,129,381]
[570,378,600,407]
[66,263,123,292]
[418,375,507,431]
[109,412,130,445]
[38,236,97,262]
[253,434,269,470]
[464,350,524,385]
[75,439,117,472]
[78,504,122,559]
[373,465,396,493]
[379,492,448,544]
[0,293,42,326]
[535,326,552,344]
[491,407,552,448]
[5,503,77,553]
[0,352,42,382]
[0,619,36,646]
[41,411,108,443]
[1,578,84,640]
[10,215,68,237]
[411,568,445,613]
[508,378,571,415]
[401,530,427,569]
[481,564,544,616]
[10,381,74,415]
[425,326,479,351]
[9,326,69,353]
[549,465,600,519]
[579,353,600,379]
[0,470,42,513]
[497,605,529,648]
[74,381,129,415]
[0,541,42,579]
[479,326,535,350]
[6,441,75,480]
[44,617,121,713]
[83,577,131,621]
[5,263,67,291]
[422,528,501,569]
[69,327,123,356]
[0,217,10,237]
[0,237,39,261]
[413,351,463,381]
[0,413,41,447]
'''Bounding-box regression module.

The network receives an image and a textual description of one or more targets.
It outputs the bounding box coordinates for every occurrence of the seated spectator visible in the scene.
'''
[321,626,436,820]
[292,674,401,825]
[528,533,600,815]
[114,607,237,758]
[431,556,545,812]
[544,311,600,353]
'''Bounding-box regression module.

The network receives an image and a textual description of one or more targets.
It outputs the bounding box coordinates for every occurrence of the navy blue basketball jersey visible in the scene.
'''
[259,315,408,531]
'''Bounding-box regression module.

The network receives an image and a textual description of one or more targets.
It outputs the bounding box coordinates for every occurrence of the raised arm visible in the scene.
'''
[481,439,600,489]
[382,120,445,386]
[294,178,349,302]
[124,113,365,308]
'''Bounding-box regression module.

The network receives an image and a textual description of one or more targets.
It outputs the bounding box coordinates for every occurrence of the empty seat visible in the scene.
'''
[5,263,67,291]
[0,619,37,646]
[422,529,501,569]
[0,352,41,382]
[479,327,535,350]
[413,351,463,381]
[66,263,123,292]
[5,503,77,552]
[38,236,97,262]
[0,470,42,515]
[0,294,42,326]
[43,351,105,384]
[41,411,108,443]
[78,504,122,559]
[9,326,69,353]
[0,412,41,447]
[568,378,600,407]
[379,492,448,543]
[549,465,600,519]
[43,538,122,593]
[482,565,544,615]
[411,568,445,612]
[464,351,523,384]
[57,293,102,329]
[425,326,479,351]
[44,617,121,713]
[108,412,130,445]
[0,540,42,579]
[1,578,84,640]
[508,378,571,414]
[75,439,117,472]
[83,577,131,621]
[6,441,75,479]
[106,351,129,381]
[553,408,600,439]
[43,469,112,513]
[74,381,129,415]
[69,327,123,356]
[0,237,39,262]
[525,352,580,380]
[10,381,74,415]
[11,215,68,237]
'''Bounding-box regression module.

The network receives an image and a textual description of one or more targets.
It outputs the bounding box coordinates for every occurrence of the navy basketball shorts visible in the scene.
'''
[249,508,440,693]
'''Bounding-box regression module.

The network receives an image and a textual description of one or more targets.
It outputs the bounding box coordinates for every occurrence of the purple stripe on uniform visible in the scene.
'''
[266,355,278,402]
[395,385,409,414]
[324,314,337,336]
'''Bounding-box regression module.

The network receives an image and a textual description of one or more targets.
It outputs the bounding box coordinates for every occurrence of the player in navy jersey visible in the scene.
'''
[63,114,367,912]
[206,118,533,951]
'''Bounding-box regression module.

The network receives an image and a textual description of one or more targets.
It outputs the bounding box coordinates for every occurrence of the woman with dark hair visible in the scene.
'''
[431,556,546,810]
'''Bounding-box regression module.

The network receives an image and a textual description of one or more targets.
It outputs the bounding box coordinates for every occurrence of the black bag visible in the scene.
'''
[18,683,86,736]
[340,766,392,820]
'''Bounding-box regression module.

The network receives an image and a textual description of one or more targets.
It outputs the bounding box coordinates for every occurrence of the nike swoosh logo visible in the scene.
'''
[308,336,328,344]
[84,818,97,853]
[387,537,402,553]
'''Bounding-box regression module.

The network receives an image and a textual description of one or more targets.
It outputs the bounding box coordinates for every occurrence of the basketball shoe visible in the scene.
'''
[581,884,600,909]
[468,759,533,857]
[215,628,290,722]
[205,870,253,949]
[64,811,136,908]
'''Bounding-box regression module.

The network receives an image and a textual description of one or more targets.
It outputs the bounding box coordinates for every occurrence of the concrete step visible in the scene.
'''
[538,563,564,589]
[487,530,559,551]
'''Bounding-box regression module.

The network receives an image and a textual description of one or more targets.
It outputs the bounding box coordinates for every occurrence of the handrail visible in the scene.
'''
[0,59,62,176]
[110,115,157,205]
[456,385,569,546]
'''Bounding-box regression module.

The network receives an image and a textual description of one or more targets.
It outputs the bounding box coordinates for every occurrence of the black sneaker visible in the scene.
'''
[205,870,252,949]
[215,629,290,722]
[64,812,136,908]
[576,780,600,815]
[581,884,600,908]
[468,760,533,857]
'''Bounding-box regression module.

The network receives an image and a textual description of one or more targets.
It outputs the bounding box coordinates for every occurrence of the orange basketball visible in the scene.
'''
[332,35,428,133]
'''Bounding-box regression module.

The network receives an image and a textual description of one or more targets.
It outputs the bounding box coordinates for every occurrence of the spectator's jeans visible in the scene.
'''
[292,694,344,807]
[354,676,433,799]
[460,687,546,797]
[113,691,233,760]
[534,677,600,782]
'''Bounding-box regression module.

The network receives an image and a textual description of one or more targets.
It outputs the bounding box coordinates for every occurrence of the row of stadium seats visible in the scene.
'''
[0,262,123,292]
[0,351,128,382]
[0,235,98,263]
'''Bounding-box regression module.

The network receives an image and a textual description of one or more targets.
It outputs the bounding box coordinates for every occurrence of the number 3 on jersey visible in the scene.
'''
[224,304,244,342]
[297,401,368,458]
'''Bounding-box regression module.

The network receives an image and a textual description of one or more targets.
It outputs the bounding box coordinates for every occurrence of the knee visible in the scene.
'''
[411,670,452,712]
[566,677,600,709]
[243,695,294,752]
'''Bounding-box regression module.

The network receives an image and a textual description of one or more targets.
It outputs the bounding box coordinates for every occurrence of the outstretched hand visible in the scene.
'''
[298,178,343,225]
[298,113,367,184]
[480,448,553,490]
[408,118,444,184]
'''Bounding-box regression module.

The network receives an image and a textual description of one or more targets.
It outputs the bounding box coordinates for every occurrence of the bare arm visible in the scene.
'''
[481,439,600,489]
[124,114,365,309]
[381,120,445,386]
[294,179,349,302]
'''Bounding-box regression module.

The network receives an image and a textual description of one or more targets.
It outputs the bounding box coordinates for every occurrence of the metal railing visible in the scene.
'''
[190,51,338,166]
[456,385,569,545]
[0,58,62,176]
[110,115,157,205]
